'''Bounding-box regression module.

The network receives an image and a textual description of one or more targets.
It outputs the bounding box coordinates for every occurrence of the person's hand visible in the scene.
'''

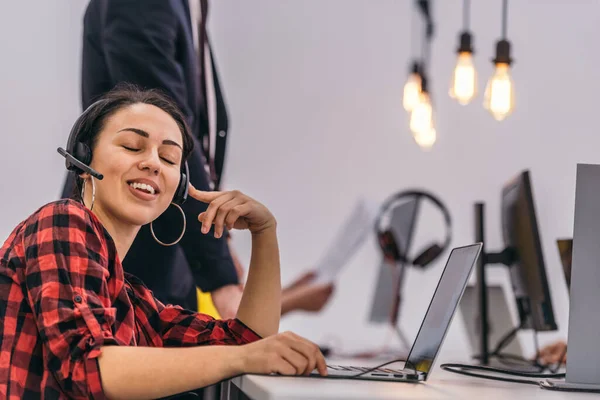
[283,271,317,294]
[282,277,334,315]
[211,284,243,319]
[240,331,328,376]
[537,340,567,365]
[189,185,276,237]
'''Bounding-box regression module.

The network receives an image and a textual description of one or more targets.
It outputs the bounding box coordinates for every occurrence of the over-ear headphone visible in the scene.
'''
[374,190,452,269]
[57,99,190,205]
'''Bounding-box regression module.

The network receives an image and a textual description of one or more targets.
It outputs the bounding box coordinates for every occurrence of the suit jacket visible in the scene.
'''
[61,0,236,309]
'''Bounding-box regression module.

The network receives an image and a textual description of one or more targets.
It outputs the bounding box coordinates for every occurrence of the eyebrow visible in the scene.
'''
[117,128,183,150]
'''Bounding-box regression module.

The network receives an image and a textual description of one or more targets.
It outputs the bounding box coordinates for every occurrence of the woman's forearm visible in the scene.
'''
[97,345,243,399]
[236,226,281,337]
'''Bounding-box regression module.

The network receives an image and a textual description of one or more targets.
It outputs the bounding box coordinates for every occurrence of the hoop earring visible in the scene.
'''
[150,203,186,246]
[81,176,96,211]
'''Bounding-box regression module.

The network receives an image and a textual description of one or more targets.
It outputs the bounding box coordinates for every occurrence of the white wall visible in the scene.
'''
[1,0,599,360]
[207,0,600,357]
[0,2,87,235]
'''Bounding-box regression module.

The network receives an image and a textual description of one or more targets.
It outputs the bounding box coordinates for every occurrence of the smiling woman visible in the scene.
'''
[0,85,327,399]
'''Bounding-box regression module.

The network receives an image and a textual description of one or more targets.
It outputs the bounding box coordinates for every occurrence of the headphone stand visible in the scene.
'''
[474,202,516,365]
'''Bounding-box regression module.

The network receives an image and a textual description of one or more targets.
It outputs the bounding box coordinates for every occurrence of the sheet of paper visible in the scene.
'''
[313,198,378,284]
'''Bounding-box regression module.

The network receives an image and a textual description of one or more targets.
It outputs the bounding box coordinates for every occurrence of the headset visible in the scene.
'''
[57,99,190,205]
[374,190,452,268]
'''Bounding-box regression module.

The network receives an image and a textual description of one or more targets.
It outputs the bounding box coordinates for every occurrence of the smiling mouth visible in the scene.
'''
[128,181,157,195]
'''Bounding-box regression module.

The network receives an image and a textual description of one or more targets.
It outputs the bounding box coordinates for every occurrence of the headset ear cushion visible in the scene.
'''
[413,243,443,268]
[173,172,189,205]
[65,142,92,174]
[74,142,92,166]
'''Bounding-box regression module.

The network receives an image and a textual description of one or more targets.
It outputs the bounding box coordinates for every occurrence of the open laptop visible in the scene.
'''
[311,243,482,382]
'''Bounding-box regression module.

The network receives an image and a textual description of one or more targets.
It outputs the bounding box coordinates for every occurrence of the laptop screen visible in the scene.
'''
[406,243,482,374]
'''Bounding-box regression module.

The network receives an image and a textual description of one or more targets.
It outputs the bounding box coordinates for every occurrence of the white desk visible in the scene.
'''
[225,371,595,400]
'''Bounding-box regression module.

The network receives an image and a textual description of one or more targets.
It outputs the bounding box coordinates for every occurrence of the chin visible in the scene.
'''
[119,205,162,226]
[112,196,171,227]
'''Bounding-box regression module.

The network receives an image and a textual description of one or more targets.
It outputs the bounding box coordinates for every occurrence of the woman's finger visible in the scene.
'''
[274,358,298,376]
[213,198,245,238]
[224,203,248,230]
[284,332,326,376]
[188,184,222,203]
[225,203,252,230]
[278,344,309,375]
[201,192,235,234]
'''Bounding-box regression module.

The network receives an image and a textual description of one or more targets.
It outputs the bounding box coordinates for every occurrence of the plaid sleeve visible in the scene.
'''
[23,202,117,400]
[155,300,262,347]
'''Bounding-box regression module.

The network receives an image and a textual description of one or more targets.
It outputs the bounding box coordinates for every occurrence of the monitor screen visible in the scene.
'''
[501,170,557,331]
[407,244,482,374]
[556,238,572,289]
[369,197,419,323]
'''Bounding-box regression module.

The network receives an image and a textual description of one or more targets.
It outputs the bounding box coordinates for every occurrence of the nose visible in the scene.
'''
[139,151,161,176]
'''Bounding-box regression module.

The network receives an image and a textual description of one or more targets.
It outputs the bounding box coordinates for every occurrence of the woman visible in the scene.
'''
[0,86,327,399]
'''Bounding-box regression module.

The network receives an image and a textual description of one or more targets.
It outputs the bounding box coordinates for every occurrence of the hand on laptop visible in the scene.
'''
[537,340,567,365]
[282,271,335,315]
[240,331,328,376]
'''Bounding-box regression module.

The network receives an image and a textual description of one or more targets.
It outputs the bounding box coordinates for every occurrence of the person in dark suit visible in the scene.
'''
[61,0,243,317]
[63,0,336,320]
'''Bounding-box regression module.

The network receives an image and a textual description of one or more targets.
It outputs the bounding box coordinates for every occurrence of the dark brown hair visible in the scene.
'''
[72,83,194,199]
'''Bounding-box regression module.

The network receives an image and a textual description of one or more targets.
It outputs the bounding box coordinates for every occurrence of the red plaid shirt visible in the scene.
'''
[0,200,261,399]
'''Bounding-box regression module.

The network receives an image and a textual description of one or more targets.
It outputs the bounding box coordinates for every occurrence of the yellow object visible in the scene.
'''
[449,51,477,105]
[197,287,221,319]
[483,63,514,121]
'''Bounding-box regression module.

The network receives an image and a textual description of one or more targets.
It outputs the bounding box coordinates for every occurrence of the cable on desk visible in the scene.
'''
[440,362,565,386]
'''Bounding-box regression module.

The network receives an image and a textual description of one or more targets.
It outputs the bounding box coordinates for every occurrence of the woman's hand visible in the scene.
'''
[189,185,276,238]
[239,331,328,377]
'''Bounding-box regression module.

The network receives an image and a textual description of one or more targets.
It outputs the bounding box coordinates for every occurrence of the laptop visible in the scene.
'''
[311,243,482,382]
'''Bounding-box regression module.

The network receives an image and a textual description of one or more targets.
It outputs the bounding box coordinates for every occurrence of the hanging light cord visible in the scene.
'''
[416,0,434,78]
[501,0,508,39]
[463,0,470,31]
[409,2,417,62]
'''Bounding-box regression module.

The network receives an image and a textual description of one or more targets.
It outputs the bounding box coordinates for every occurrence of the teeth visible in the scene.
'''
[129,182,156,195]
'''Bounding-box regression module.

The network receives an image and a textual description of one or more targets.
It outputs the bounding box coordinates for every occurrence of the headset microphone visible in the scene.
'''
[57,147,104,180]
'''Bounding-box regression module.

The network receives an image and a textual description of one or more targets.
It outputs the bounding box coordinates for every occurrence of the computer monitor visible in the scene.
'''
[556,238,572,289]
[369,197,419,324]
[500,170,557,331]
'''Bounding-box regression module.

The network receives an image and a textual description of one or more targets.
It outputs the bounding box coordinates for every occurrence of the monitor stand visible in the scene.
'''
[543,164,600,392]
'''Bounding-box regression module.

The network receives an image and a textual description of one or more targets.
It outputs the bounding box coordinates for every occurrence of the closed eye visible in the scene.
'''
[161,157,176,165]
[122,145,140,152]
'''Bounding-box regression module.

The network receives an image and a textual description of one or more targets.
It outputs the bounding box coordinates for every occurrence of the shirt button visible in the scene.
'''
[74,295,83,303]
[218,130,226,138]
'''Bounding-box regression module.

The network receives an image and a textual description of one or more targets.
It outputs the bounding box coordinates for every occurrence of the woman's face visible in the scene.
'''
[87,103,184,227]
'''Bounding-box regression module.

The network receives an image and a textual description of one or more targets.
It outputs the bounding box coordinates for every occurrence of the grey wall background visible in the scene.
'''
[2,1,598,358]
